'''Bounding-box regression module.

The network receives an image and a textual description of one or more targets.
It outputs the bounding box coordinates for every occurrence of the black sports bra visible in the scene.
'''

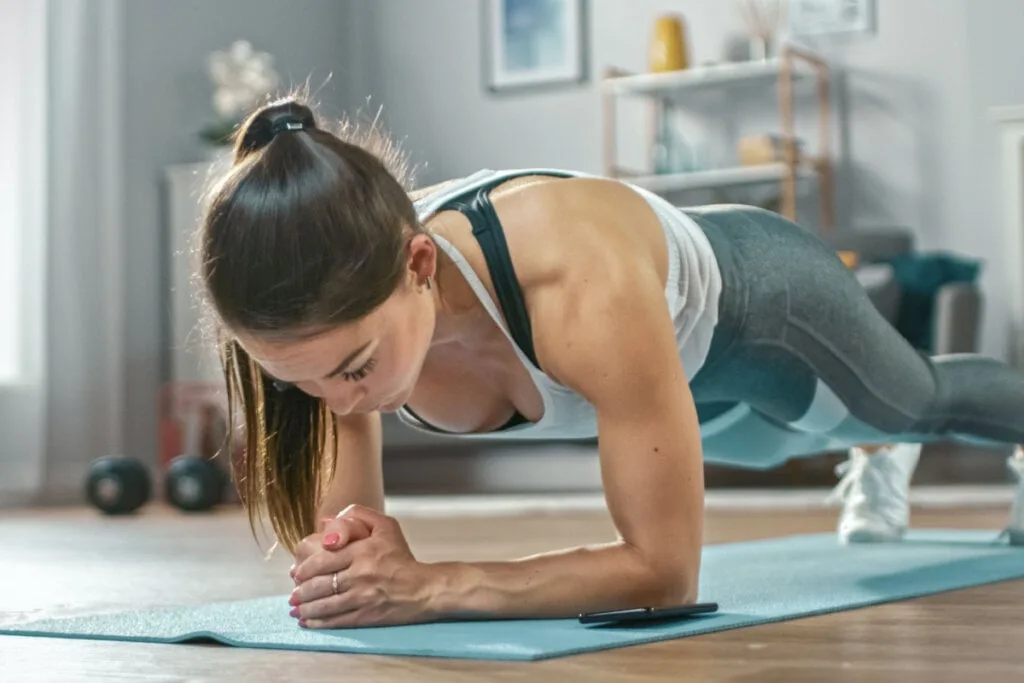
[402,172,566,432]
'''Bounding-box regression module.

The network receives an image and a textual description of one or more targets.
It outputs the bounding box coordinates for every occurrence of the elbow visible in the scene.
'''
[633,552,701,606]
[650,567,700,606]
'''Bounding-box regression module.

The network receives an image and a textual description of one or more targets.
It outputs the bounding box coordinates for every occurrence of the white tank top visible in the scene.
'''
[395,168,722,440]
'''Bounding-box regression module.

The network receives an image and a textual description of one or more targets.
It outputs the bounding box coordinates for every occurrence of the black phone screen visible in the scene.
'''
[578,602,719,625]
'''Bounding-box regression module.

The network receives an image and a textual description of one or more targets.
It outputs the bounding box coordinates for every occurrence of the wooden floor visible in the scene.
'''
[1,500,1022,682]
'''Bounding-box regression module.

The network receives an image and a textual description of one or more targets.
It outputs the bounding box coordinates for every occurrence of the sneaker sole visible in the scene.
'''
[840,527,906,544]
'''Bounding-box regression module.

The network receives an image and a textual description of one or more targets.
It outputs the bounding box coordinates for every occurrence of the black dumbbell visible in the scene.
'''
[165,455,227,512]
[85,456,152,515]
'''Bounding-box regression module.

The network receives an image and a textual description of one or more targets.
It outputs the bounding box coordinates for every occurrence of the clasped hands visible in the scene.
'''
[288,505,439,629]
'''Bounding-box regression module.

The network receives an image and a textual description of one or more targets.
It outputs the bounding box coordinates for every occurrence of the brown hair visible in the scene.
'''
[197,95,419,553]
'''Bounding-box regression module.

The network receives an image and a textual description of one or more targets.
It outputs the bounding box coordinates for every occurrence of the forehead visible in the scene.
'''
[233,298,399,374]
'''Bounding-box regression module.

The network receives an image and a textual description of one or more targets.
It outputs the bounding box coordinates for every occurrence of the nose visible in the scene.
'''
[321,384,367,416]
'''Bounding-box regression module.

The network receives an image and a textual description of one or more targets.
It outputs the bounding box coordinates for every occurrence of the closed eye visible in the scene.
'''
[264,356,377,392]
[340,357,377,382]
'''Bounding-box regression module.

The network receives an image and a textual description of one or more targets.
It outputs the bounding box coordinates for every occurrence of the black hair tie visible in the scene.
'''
[270,117,307,138]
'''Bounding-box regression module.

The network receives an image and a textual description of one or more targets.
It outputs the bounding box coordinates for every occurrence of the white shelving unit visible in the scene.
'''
[602,56,797,98]
[601,45,835,232]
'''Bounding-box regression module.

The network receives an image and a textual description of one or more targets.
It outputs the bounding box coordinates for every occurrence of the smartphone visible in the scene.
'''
[578,602,719,626]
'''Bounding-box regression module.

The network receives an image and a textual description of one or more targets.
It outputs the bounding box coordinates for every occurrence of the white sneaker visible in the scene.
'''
[1005,451,1024,546]
[829,443,921,544]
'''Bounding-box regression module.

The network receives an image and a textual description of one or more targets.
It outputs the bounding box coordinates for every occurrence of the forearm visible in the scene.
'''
[316,412,384,518]
[318,480,383,518]
[425,541,698,620]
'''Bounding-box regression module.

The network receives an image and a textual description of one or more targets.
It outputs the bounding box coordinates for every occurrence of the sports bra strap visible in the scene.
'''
[404,169,577,433]
[448,187,539,368]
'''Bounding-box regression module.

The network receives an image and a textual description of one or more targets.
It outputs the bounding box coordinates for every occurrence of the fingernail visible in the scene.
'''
[298,618,308,628]
[288,564,296,578]
[289,607,300,618]
[289,594,299,606]
[323,532,340,546]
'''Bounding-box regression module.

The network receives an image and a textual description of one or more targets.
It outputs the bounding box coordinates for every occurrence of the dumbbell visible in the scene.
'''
[85,456,152,515]
[164,454,228,512]
[86,454,228,514]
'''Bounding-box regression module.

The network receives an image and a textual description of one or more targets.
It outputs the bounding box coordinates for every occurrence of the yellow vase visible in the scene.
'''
[650,14,689,72]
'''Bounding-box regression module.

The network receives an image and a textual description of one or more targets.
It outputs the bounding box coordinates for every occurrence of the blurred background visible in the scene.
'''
[4,0,1024,509]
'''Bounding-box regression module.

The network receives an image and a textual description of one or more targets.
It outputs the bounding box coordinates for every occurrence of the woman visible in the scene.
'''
[198,98,1024,629]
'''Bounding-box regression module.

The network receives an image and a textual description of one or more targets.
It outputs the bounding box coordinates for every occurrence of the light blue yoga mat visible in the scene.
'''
[2,530,1021,661]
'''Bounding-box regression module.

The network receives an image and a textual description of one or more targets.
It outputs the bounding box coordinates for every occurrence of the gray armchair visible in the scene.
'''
[825,230,983,355]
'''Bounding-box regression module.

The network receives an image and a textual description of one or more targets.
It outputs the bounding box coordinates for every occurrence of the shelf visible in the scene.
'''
[615,162,816,193]
[600,45,835,229]
[602,58,811,98]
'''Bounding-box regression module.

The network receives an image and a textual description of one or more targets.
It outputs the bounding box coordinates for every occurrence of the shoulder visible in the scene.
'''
[501,180,687,405]
[425,174,674,374]
[491,176,665,285]
[428,174,667,305]
[494,177,673,378]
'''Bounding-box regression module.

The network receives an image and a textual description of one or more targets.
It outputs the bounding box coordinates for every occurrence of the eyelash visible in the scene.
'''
[267,357,378,393]
[340,357,377,382]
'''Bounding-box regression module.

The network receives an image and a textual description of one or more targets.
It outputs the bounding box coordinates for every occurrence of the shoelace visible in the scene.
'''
[826,456,868,505]
[826,454,907,528]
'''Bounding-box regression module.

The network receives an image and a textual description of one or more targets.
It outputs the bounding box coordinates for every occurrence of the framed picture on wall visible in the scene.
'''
[788,0,875,36]
[483,0,588,93]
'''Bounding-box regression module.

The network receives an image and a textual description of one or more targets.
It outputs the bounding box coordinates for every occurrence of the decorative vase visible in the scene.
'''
[749,35,772,61]
[652,108,702,175]
[649,14,689,72]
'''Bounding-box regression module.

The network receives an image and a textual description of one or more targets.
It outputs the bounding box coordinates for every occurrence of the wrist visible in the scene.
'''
[419,561,484,621]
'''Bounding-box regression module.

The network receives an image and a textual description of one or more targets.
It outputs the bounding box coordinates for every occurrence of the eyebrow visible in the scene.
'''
[323,340,375,379]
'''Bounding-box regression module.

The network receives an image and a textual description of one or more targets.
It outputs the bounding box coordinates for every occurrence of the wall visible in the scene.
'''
[350,0,1023,361]
[121,0,356,463]
[961,0,1024,361]
[349,0,749,184]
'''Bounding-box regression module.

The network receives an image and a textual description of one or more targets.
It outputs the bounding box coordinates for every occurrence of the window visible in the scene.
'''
[0,0,46,384]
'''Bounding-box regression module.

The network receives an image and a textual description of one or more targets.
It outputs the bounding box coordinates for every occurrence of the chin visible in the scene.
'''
[379,385,415,413]
[376,400,403,414]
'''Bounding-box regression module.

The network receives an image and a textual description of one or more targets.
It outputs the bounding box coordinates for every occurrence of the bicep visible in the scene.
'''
[317,411,385,517]
[595,356,705,574]
[541,267,705,576]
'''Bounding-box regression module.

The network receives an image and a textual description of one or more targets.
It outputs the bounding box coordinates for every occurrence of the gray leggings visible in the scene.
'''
[685,205,1024,470]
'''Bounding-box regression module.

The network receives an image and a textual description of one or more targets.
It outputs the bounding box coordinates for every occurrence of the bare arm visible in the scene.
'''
[425,249,705,618]
[316,411,385,518]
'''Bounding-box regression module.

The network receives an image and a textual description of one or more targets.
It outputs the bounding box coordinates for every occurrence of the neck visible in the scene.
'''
[427,242,491,351]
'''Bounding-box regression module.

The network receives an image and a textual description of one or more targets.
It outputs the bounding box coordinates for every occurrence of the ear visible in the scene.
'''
[405,233,437,289]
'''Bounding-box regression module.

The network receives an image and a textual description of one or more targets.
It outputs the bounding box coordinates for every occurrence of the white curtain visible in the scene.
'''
[0,0,128,505]
[0,1,48,505]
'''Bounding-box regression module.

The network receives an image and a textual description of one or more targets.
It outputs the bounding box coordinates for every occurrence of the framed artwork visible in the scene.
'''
[483,0,588,93]
[788,0,875,36]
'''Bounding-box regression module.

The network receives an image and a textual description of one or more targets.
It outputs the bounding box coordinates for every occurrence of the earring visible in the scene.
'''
[424,276,432,290]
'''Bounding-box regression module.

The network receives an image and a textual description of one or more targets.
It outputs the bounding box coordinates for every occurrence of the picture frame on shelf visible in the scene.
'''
[483,0,588,93]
